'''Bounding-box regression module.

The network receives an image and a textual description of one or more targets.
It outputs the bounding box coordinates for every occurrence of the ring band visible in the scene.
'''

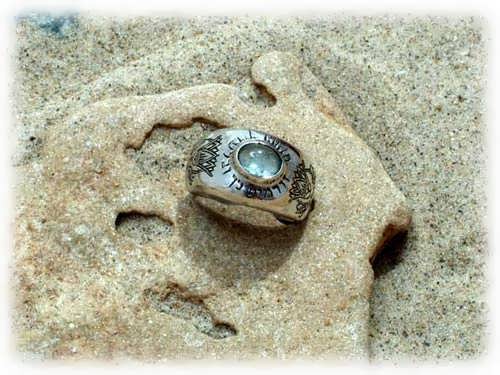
[186,128,315,223]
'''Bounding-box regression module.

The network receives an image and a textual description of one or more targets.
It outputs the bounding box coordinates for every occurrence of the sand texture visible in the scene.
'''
[13,15,486,361]
[14,50,411,359]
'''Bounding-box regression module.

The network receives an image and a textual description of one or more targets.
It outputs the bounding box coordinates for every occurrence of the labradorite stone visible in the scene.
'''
[237,143,282,178]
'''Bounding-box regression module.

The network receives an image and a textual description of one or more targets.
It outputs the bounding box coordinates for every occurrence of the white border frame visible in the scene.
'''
[0,1,498,374]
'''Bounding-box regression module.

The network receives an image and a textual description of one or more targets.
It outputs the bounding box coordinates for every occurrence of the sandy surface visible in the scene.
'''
[13,14,487,361]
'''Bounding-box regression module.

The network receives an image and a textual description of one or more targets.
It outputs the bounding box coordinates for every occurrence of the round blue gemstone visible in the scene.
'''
[237,143,282,178]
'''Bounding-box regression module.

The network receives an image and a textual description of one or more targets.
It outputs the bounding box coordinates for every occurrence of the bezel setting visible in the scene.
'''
[231,139,287,187]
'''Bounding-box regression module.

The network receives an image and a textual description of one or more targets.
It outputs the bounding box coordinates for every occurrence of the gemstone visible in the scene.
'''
[237,142,282,179]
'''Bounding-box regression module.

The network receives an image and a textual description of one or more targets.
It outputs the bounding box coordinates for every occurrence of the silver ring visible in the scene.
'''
[186,128,315,223]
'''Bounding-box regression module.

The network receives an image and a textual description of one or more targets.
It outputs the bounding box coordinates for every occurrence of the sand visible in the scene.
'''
[13,14,486,361]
